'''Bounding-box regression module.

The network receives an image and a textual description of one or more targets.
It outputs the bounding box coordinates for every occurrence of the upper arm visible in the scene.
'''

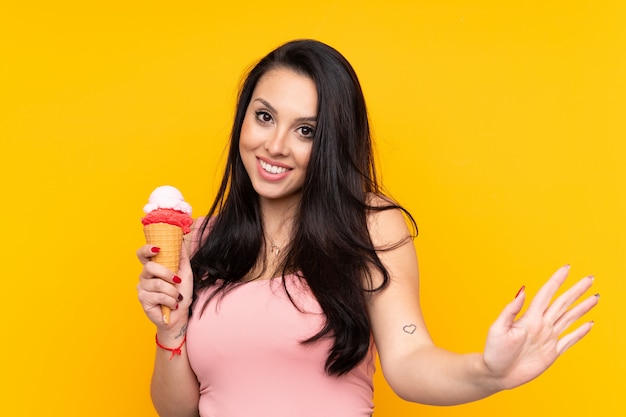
[365,199,434,384]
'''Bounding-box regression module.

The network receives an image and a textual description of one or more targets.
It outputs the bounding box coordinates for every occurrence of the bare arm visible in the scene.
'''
[151,324,200,417]
[137,241,200,417]
[366,203,598,405]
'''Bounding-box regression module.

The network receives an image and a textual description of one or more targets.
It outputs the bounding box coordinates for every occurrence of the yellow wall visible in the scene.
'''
[1,1,623,415]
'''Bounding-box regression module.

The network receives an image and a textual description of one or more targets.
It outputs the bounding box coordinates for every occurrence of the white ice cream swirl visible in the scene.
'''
[143,185,192,214]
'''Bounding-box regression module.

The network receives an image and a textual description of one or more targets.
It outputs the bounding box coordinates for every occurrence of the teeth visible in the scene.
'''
[260,160,288,174]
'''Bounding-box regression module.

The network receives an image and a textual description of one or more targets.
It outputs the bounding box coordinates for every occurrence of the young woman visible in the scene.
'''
[136,39,598,417]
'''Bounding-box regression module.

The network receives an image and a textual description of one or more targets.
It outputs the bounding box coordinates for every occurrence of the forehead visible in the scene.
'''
[252,68,318,111]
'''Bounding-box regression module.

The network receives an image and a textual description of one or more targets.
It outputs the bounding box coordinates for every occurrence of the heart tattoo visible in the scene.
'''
[403,324,417,334]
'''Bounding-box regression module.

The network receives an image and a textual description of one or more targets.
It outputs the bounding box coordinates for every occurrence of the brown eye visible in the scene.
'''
[298,125,315,138]
[255,110,272,123]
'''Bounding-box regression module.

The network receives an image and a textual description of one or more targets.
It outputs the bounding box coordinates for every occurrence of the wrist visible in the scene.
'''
[156,333,187,360]
[156,322,188,347]
[475,353,506,394]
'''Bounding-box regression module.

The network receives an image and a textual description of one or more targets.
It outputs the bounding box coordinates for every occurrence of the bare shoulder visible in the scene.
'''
[185,216,208,254]
[365,193,413,248]
[365,192,395,208]
[189,216,207,238]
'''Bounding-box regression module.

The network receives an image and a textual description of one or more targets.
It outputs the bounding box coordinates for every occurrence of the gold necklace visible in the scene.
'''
[266,236,281,256]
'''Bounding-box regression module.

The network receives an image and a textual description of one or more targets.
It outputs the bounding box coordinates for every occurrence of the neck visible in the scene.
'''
[259,195,299,234]
[259,198,299,256]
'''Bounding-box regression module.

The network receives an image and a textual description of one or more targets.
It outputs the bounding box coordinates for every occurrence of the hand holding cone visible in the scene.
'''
[141,186,193,324]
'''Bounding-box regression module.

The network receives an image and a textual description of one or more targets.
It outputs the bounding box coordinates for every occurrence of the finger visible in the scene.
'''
[175,236,194,299]
[179,237,192,275]
[138,274,181,298]
[554,293,600,335]
[556,321,595,355]
[137,285,179,312]
[137,285,179,308]
[137,244,162,265]
[545,275,595,323]
[525,265,570,317]
[491,289,526,332]
[142,260,183,285]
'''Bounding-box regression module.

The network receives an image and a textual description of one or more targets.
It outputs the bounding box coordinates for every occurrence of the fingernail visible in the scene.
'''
[515,285,525,299]
[173,275,182,284]
[175,303,179,310]
[177,293,184,301]
[595,293,600,299]
[151,246,161,253]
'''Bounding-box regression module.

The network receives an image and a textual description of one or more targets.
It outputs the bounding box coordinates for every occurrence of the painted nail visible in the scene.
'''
[151,246,161,253]
[515,285,526,299]
[173,275,182,284]
[177,293,184,301]
[175,303,179,310]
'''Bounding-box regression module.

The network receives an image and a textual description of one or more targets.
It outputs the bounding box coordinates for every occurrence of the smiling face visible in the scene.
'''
[239,67,318,207]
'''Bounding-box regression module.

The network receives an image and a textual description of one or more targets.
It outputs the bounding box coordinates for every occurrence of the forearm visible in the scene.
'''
[383,346,501,406]
[150,328,200,417]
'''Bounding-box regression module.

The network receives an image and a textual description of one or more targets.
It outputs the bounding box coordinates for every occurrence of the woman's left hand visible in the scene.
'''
[483,265,599,390]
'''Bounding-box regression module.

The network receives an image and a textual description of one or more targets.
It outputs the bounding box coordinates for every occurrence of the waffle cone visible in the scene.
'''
[143,222,184,324]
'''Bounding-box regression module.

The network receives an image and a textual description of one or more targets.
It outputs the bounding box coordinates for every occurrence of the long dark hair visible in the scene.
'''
[191,39,417,375]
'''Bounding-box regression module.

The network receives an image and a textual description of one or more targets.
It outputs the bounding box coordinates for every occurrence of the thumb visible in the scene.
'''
[173,235,194,300]
[492,286,526,331]
[179,230,195,275]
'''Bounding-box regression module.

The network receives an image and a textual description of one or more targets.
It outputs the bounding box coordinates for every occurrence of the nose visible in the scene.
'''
[264,128,289,156]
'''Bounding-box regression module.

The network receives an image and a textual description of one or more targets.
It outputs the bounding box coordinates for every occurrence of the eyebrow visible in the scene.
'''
[253,98,317,123]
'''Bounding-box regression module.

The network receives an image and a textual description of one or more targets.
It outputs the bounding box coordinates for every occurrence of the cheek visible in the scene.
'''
[239,118,261,157]
[239,122,255,166]
[239,118,252,148]
[296,143,313,168]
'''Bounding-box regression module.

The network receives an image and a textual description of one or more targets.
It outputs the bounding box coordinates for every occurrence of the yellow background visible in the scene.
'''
[1,1,623,415]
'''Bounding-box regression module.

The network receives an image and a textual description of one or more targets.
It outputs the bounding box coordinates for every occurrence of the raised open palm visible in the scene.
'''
[483,265,598,389]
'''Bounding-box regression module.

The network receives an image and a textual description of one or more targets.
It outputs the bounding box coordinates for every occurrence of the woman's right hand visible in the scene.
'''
[136,243,194,330]
[137,241,201,417]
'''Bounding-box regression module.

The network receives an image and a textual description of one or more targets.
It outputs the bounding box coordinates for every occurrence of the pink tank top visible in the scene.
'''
[186,274,375,417]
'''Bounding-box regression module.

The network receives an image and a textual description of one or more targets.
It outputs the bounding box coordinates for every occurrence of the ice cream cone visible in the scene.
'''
[144,222,184,324]
[141,185,193,325]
